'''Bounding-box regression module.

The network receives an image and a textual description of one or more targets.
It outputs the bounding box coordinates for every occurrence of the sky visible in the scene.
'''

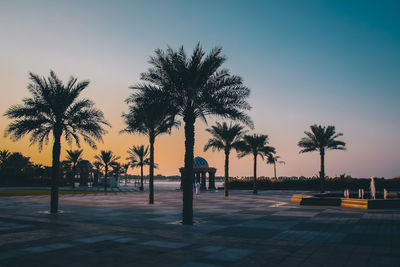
[0,0,399,178]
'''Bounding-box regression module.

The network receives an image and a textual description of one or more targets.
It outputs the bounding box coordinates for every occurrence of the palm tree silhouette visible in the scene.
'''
[110,161,124,183]
[122,89,178,204]
[122,162,130,186]
[266,155,285,179]
[4,71,109,213]
[133,43,253,224]
[238,134,275,194]
[204,122,247,197]
[0,150,11,169]
[65,149,83,188]
[92,161,103,186]
[298,124,346,193]
[126,145,150,192]
[94,150,120,191]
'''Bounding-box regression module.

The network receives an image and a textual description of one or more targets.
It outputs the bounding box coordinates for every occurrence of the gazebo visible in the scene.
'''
[179,157,217,190]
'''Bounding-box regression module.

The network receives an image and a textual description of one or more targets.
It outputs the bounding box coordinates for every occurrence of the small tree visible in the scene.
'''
[126,145,149,191]
[266,155,285,179]
[122,163,130,185]
[0,150,11,169]
[204,122,246,197]
[94,150,120,191]
[65,149,83,188]
[298,124,346,193]
[110,162,124,183]
[238,134,275,194]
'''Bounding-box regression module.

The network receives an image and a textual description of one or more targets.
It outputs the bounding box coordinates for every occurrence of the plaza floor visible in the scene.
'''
[0,187,399,266]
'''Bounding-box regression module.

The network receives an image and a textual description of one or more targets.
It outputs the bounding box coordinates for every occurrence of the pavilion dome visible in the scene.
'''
[194,157,208,167]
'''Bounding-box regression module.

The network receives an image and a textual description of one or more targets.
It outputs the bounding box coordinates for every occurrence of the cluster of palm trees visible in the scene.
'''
[204,122,278,196]
[63,147,153,193]
[3,43,346,225]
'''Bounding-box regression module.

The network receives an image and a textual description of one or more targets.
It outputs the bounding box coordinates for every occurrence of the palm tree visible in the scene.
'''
[266,155,285,179]
[4,71,109,213]
[122,88,178,204]
[126,145,150,191]
[94,150,120,191]
[298,124,346,193]
[110,162,124,183]
[0,150,11,169]
[204,122,246,197]
[122,162,130,185]
[65,149,83,188]
[238,134,276,194]
[92,161,103,186]
[133,43,253,224]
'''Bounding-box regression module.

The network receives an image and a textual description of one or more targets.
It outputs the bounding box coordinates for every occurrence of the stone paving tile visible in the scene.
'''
[236,219,298,230]
[76,234,122,243]
[179,262,224,267]
[141,240,189,249]
[271,230,346,243]
[22,242,75,253]
[210,226,279,239]
[196,245,225,252]
[205,248,253,261]
[272,210,319,217]
[0,221,31,231]
[113,237,138,243]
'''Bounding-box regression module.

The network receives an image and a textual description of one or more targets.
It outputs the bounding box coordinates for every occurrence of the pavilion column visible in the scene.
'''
[195,172,201,184]
[208,169,216,190]
[201,171,206,189]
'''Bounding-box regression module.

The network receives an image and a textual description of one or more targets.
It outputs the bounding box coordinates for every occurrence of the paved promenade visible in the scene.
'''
[0,188,399,266]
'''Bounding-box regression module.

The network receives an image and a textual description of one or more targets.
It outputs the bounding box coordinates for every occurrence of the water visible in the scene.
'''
[120,180,224,191]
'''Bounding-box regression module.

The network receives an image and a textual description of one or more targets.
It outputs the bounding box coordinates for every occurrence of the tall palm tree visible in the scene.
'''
[204,122,246,197]
[266,155,285,179]
[126,145,150,191]
[94,150,120,191]
[238,134,276,194]
[4,71,109,213]
[133,43,253,224]
[65,149,83,188]
[298,124,346,193]
[122,89,178,204]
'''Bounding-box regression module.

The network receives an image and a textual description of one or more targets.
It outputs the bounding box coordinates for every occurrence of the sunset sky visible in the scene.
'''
[0,0,399,178]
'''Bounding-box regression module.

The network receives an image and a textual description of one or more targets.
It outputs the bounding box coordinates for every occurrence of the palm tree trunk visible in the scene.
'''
[320,150,325,193]
[50,130,61,213]
[140,165,144,191]
[72,164,76,189]
[224,150,229,197]
[149,133,155,204]
[182,115,195,225]
[104,165,108,192]
[274,162,277,179]
[253,154,258,194]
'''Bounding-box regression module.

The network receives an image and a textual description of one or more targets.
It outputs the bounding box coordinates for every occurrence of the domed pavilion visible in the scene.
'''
[179,157,217,190]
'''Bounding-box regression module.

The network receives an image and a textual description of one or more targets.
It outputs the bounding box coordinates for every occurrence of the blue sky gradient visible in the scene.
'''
[1,0,399,178]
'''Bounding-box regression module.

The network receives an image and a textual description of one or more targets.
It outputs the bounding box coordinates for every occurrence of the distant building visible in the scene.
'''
[179,157,217,190]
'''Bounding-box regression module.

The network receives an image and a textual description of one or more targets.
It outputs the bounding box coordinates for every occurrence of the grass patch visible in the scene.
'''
[0,189,102,197]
